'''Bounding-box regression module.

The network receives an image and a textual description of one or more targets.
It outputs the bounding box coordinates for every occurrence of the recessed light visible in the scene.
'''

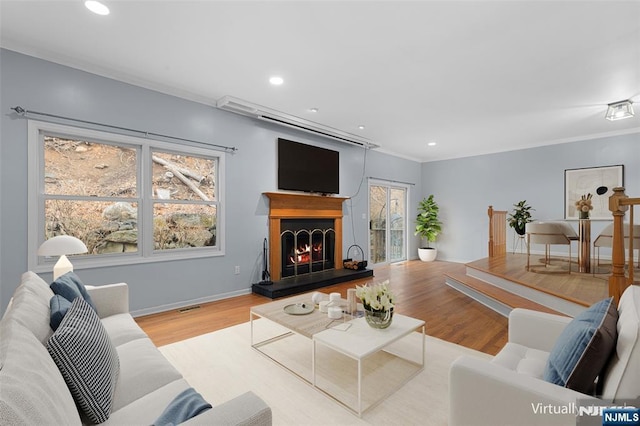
[358,125,365,130]
[427,142,437,146]
[269,76,284,85]
[310,108,319,113]
[85,0,110,15]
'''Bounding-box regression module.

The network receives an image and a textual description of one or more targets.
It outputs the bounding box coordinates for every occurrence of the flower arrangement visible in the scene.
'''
[575,193,593,218]
[355,280,395,313]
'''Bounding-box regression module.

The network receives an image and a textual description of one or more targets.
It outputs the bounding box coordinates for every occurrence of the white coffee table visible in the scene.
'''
[250,294,425,417]
[312,314,425,416]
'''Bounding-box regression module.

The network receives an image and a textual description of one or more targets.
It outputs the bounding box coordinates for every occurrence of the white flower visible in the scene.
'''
[355,280,395,312]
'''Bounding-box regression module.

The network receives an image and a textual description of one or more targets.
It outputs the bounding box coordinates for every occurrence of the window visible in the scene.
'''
[28,120,225,272]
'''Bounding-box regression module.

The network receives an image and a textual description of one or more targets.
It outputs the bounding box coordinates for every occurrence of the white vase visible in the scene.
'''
[418,247,437,262]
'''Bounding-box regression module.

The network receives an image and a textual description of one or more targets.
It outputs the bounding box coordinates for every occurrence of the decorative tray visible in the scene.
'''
[283,303,314,315]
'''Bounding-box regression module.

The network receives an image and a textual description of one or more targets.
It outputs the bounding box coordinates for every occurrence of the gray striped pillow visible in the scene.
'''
[47,297,120,423]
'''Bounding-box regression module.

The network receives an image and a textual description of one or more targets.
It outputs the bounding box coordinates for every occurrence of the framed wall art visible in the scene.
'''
[564,165,624,220]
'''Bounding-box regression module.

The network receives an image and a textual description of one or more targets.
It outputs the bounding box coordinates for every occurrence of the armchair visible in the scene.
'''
[593,223,640,273]
[525,221,578,273]
[449,284,640,426]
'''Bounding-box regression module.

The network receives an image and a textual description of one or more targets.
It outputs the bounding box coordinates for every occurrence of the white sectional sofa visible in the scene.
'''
[0,271,272,425]
[450,284,640,426]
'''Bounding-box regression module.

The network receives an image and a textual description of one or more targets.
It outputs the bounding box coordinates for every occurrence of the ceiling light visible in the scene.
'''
[358,125,365,130]
[428,142,437,146]
[269,76,284,86]
[605,100,634,121]
[310,108,318,113]
[85,0,110,15]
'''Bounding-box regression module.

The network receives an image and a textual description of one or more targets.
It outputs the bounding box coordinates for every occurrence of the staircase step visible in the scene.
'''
[445,272,565,317]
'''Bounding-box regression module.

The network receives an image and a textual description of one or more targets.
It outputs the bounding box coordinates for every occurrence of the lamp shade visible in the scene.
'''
[38,235,88,256]
[605,100,634,121]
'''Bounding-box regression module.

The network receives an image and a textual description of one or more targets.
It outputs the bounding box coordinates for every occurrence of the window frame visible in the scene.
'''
[27,120,225,273]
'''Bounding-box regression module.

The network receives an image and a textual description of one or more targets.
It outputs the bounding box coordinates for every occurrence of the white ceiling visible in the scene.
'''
[1,0,639,162]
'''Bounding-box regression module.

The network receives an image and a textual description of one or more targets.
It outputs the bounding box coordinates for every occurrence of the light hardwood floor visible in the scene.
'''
[136,260,509,355]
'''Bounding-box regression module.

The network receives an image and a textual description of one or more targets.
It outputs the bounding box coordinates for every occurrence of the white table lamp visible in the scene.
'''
[38,235,88,280]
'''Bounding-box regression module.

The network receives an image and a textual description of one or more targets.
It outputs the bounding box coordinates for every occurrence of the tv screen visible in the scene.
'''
[278,138,339,194]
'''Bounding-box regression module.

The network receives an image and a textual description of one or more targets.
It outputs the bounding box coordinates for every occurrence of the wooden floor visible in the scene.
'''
[136,260,509,355]
[467,252,610,307]
[134,254,619,357]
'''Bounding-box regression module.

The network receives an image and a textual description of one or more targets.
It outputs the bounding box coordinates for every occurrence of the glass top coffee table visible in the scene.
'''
[250,293,425,417]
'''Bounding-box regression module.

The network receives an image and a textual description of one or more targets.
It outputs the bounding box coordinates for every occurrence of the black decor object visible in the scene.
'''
[259,238,272,285]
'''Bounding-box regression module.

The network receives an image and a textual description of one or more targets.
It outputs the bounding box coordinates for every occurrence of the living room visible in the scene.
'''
[1,0,638,316]
[1,1,639,425]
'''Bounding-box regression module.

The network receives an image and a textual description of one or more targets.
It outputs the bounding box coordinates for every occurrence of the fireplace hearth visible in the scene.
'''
[252,268,373,299]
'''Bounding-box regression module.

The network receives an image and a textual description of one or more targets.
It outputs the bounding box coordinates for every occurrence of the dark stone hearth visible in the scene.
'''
[252,268,374,299]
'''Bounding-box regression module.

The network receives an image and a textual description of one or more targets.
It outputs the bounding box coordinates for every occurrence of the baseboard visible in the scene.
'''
[130,288,252,318]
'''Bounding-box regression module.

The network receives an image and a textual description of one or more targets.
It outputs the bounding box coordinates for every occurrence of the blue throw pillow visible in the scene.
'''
[49,294,72,331]
[543,297,618,394]
[50,271,96,311]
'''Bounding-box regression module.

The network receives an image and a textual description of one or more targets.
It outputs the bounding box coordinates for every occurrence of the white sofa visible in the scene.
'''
[0,271,272,425]
[450,284,640,426]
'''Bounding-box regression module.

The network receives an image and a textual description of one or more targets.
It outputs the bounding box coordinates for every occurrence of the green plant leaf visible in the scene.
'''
[415,194,442,247]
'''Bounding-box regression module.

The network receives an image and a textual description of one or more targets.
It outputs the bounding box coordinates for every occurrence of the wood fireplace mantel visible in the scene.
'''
[265,192,347,281]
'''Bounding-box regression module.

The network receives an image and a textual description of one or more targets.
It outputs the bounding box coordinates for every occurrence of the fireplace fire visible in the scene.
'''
[281,219,335,278]
[288,242,322,265]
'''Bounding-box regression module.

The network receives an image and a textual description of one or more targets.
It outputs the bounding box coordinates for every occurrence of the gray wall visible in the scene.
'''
[421,134,640,262]
[3,48,637,315]
[0,49,422,314]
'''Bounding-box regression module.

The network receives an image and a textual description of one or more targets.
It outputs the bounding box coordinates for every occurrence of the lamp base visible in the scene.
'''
[53,255,74,280]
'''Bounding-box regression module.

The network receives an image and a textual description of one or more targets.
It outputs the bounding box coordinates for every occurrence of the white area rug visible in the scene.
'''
[159,320,491,425]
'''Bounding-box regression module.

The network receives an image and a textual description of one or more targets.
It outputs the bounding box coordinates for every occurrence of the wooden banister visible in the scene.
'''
[609,187,639,303]
[488,206,507,257]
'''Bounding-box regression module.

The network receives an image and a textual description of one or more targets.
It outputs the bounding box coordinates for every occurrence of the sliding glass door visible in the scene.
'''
[368,180,408,265]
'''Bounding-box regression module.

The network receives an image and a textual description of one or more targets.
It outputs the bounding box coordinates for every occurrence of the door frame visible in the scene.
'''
[367,178,410,266]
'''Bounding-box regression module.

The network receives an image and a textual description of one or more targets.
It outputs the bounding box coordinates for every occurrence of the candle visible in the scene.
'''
[328,306,342,319]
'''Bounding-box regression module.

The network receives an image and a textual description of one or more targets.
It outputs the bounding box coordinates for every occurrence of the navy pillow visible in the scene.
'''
[543,297,618,394]
[49,294,72,331]
[50,271,96,311]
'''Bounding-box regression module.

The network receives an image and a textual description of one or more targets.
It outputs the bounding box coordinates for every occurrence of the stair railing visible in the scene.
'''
[609,187,639,303]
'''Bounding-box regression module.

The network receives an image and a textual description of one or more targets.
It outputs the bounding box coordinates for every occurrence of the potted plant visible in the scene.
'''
[415,195,442,262]
[507,200,534,236]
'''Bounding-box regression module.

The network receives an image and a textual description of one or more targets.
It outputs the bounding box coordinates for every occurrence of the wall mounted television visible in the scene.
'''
[277,138,339,195]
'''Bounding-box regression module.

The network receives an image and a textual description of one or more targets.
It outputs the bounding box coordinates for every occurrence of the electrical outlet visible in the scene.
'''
[362,213,366,220]
[234,266,240,275]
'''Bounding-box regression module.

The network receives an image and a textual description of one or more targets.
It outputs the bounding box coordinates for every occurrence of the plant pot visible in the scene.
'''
[418,247,437,262]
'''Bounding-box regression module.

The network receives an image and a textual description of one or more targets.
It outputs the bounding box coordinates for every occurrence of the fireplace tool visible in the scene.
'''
[259,237,273,285]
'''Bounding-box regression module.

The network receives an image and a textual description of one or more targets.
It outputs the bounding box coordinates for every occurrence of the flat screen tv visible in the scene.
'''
[278,138,339,194]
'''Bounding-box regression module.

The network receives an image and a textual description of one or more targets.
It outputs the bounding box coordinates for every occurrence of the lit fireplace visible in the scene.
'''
[281,219,335,278]
[264,192,346,282]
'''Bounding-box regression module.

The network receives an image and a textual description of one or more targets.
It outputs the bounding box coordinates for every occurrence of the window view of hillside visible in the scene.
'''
[43,137,217,254]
